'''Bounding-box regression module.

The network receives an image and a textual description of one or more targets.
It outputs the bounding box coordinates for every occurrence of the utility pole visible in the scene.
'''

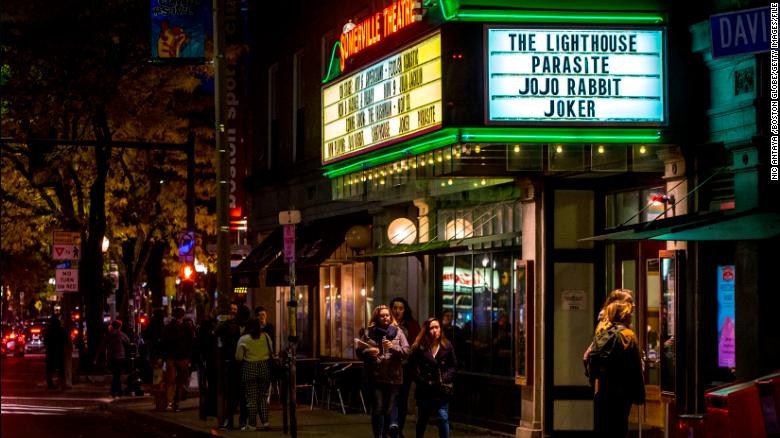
[213,0,231,315]
[212,0,233,428]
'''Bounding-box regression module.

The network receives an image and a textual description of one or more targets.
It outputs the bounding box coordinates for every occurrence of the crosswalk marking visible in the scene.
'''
[1,403,86,416]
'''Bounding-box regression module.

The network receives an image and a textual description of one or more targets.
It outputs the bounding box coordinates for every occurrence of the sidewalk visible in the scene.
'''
[101,388,506,437]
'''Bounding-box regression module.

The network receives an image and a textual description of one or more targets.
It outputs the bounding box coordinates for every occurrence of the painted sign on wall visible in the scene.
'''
[322,32,442,164]
[487,27,665,124]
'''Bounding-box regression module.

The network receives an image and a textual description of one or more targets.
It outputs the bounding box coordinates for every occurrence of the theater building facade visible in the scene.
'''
[236,1,779,436]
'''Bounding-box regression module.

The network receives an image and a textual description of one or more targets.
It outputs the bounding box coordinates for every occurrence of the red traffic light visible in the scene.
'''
[181,263,196,282]
[138,316,148,326]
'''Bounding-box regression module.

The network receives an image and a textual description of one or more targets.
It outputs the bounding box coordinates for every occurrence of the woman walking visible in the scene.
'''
[410,317,457,438]
[235,318,273,431]
[357,304,410,438]
[389,297,420,438]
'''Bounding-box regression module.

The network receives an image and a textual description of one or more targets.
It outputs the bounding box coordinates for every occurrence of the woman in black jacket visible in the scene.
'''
[409,317,457,438]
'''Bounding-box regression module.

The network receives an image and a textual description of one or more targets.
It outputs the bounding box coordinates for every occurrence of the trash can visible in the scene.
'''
[705,380,766,438]
[678,414,706,438]
[757,372,780,437]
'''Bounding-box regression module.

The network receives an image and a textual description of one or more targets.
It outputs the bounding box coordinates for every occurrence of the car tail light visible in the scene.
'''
[31,328,41,334]
[9,333,16,339]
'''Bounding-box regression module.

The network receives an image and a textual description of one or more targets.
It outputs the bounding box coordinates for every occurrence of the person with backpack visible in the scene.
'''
[586,289,645,437]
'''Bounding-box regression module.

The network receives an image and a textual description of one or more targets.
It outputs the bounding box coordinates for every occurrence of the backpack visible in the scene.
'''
[585,323,624,383]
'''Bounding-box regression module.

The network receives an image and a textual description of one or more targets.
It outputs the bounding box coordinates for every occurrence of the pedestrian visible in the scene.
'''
[389,297,420,438]
[235,317,274,431]
[254,306,275,346]
[94,319,130,398]
[589,290,645,437]
[194,315,218,419]
[410,317,457,438]
[43,314,66,389]
[61,313,75,389]
[161,307,195,411]
[356,304,410,438]
[583,289,634,381]
[216,303,250,429]
[440,310,463,367]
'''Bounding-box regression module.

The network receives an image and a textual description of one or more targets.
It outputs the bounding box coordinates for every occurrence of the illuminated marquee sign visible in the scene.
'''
[487,28,665,124]
[340,0,420,71]
[323,32,442,165]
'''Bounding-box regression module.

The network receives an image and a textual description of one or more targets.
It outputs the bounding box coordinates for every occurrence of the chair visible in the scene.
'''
[294,359,319,410]
[323,362,366,415]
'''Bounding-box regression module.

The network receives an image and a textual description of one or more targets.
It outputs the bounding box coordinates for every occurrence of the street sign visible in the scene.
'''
[710,7,770,58]
[283,224,296,263]
[53,244,80,260]
[178,231,195,262]
[55,268,79,292]
[279,210,301,225]
[53,231,80,245]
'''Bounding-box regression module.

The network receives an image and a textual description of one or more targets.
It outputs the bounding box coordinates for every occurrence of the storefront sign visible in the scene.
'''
[561,290,586,311]
[339,0,420,71]
[322,32,442,164]
[487,27,665,124]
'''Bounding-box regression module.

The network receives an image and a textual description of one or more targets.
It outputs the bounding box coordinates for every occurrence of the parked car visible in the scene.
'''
[1,323,26,357]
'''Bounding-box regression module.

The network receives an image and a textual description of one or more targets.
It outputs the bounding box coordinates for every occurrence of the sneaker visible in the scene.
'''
[240,425,256,431]
[218,421,233,430]
[388,424,399,438]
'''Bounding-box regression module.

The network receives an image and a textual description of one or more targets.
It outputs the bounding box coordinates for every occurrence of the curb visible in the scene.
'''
[101,399,214,438]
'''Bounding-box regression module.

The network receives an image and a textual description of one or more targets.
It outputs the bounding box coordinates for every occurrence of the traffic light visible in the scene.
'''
[180,262,196,283]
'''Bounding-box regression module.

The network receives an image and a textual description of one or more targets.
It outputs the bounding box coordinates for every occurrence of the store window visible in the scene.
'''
[319,262,374,359]
[436,249,521,376]
[605,186,666,228]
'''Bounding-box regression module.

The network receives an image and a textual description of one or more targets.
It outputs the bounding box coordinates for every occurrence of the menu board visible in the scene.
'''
[322,32,442,164]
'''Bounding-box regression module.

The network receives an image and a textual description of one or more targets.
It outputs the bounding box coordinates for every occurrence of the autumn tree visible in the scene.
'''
[1,0,218,368]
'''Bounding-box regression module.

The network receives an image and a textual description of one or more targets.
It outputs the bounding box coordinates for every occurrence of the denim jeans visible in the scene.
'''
[370,383,400,438]
[415,398,450,438]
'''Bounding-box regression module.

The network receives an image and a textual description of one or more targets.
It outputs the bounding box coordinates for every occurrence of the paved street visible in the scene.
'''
[1,353,503,437]
[0,354,204,438]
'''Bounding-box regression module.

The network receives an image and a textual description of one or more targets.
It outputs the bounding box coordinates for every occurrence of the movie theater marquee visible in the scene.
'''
[487,27,666,124]
[322,32,442,164]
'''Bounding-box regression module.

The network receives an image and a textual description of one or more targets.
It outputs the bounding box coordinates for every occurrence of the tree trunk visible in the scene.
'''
[81,112,112,372]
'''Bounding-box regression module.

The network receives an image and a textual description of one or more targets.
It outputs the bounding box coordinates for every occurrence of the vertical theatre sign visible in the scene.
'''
[322,31,442,164]
[486,27,666,124]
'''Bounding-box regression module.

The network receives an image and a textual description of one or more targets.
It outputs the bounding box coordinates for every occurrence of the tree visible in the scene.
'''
[1,0,219,369]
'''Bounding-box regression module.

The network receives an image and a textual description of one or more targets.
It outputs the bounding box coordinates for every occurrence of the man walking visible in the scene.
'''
[161,307,195,411]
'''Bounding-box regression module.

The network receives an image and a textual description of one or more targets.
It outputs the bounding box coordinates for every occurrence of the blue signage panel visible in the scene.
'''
[710,7,770,58]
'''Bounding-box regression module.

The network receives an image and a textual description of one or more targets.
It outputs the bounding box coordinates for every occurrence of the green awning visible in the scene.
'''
[582,210,780,242]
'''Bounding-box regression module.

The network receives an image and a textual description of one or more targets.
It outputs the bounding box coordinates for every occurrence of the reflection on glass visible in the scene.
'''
[645,258,661,385]
[492,253,512,376]
[660,257,675,395]
[515,262,526,379]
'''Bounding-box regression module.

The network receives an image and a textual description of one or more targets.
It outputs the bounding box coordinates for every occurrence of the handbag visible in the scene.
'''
[264,333,284,380]
[438,368,454,397]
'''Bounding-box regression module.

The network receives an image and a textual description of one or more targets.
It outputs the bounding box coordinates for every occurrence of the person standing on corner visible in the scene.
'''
[591,290,645,438]
[161,307,195,411]
[94,319,130,398]
[254,306,275,345]
[357,304,410,438]
[389,297,420,438]
[410,317,457,438]
[235,318,273,431]
[44,314,66,390]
